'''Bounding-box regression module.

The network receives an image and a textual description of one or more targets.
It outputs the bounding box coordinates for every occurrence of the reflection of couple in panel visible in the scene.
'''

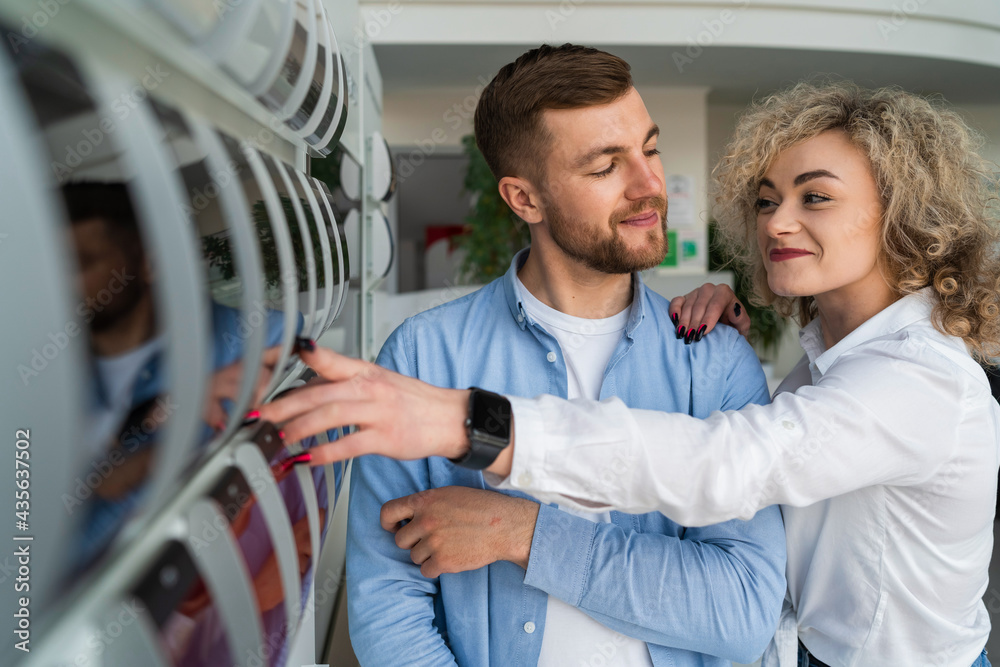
[64,183,290,570]
[261,45,1000,667]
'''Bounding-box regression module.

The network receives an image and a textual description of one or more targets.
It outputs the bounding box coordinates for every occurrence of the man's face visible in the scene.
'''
[71,217,147,332]
[536,87,668,274]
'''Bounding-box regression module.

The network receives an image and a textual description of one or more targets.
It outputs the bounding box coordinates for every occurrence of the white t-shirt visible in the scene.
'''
[516,278,654,667]
[88,336,164,458]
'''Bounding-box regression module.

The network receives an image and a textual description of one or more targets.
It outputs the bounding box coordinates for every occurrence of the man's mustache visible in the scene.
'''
[610,195,668,226]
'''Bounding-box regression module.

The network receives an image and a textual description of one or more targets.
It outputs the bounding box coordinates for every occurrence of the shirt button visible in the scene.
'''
[546,351,557,363]
[524,621,536,634]
[782,420,795,431]
[518,472,533,487]
[517,314,524,323]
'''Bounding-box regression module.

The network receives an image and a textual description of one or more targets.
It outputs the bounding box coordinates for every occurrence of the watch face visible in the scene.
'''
[472,391,511,442]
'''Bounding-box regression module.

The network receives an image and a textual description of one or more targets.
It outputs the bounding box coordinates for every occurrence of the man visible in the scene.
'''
[338,44,784,665]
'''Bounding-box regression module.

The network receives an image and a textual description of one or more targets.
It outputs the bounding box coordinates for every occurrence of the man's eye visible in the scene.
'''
[593,164,616,178]
[645,148,661,157]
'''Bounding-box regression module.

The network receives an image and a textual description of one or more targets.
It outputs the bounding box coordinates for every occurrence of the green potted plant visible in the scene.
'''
[453,134,531,284]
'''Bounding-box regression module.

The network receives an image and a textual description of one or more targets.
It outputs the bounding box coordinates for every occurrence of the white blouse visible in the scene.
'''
[496,288,999,666]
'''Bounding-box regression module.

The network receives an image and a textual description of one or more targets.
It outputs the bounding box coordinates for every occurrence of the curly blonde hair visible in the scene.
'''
[713,81,1000,360]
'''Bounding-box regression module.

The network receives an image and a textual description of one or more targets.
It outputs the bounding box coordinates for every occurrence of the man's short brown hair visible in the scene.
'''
[474,44,633,183]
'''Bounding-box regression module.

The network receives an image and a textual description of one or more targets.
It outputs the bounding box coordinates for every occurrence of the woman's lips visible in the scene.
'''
[621,211,658,227]
[769,248,813,262]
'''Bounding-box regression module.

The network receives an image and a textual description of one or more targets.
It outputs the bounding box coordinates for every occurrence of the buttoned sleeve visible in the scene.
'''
[504,333,965,526]
[346,321,459,666]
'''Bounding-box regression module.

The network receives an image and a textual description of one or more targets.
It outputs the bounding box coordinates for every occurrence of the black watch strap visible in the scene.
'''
[449,387,512,470]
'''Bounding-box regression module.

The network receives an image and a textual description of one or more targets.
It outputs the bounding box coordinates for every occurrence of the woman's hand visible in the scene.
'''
[669,283,750,342]
[256,347,471,465]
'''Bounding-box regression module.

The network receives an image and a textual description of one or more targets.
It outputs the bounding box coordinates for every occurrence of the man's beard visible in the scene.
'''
[89,269,148,333]
[545,195,669,274]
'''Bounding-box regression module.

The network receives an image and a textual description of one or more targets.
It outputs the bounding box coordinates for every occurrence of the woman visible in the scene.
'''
[262,82,1000,666]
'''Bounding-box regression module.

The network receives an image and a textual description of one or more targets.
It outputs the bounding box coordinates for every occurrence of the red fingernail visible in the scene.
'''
[277,452,312,473]
[295,337,317,353]
[279,430,286,440]
[671,312,679,325]
[242,410,260,425]
[734,303,742,317]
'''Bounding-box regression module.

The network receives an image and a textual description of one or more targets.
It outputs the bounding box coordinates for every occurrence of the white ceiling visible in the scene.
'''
[373,43,1000,105]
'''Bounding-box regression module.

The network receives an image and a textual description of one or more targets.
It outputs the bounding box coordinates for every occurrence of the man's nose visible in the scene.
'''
[625,156,663,201]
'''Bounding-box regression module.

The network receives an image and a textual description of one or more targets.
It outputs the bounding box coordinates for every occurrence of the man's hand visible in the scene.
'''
[256,347,473,465]
[669,283,750,342]
[380,486,539,578]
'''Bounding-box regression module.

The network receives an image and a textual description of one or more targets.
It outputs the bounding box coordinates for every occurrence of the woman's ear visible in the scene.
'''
[498,176,544,224]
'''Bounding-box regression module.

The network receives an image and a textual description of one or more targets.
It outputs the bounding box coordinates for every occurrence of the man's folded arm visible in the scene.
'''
[345,327,459,666]
[523,491,786,663]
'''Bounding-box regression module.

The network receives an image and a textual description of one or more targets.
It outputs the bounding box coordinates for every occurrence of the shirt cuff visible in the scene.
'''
[486,395,615,512]
[483,395,545,491]
[522,503,595,606]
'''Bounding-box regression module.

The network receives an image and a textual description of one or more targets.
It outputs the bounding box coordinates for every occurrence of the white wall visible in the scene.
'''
[382,85,480,151]
[960,103,1000,169]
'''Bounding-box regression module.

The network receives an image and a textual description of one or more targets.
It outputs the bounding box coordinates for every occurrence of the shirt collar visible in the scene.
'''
[502,247,646,337]
[800,287,935,376]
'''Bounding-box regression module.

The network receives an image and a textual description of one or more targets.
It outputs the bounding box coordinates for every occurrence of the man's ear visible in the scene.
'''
[498,176,544,224]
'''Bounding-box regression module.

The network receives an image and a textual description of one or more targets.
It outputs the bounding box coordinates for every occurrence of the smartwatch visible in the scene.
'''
[449,387,512,470]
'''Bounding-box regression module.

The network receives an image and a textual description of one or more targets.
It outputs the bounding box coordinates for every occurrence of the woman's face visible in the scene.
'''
[756,130,886,304]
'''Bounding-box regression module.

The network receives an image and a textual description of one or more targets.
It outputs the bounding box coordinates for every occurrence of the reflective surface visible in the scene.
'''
[295,3,334,147]
[258,0,313,114]
[149,100,249,450]
[287,0,328,133]
[207,467,290,666]
[263,153,316,338]
[133,540,239,667]
[288,167,330,339]
[308,9,345,153]
[8,39,171,580]
[146,0,223,43]
[265,444,317,622]
[307,176,345,332]
[217,132,300,396]
[219,0,294,91]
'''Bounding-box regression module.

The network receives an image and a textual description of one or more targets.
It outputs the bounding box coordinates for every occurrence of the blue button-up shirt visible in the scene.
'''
[346,249,786,666]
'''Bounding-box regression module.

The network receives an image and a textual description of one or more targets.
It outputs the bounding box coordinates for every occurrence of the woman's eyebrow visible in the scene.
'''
[758,170,841,190]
